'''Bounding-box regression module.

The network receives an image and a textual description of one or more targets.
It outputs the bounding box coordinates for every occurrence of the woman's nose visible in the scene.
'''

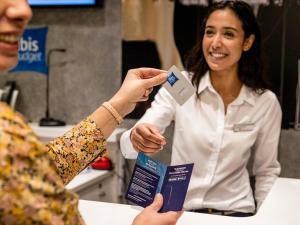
[211,34,222,49]
[6,1,33,25]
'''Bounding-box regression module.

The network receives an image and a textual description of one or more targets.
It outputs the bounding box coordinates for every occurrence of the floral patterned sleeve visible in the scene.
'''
[46,116,107,184]
[0,103,88,225]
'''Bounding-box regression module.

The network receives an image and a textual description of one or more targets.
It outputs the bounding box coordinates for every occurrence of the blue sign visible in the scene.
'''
[10,27,48,75]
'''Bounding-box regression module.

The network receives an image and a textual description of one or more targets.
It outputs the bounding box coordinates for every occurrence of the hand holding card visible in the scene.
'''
[163,65,195,105]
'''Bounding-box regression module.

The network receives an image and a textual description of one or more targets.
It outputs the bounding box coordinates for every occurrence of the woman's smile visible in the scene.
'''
[209,51,228,60]
[0,33,21,55]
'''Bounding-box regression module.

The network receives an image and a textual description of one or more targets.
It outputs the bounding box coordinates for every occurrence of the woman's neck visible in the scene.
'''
[210,70,243,114]
[210,70,242,99]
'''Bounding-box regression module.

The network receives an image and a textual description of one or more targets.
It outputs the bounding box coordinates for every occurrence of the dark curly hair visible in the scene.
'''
[185,0,268,97]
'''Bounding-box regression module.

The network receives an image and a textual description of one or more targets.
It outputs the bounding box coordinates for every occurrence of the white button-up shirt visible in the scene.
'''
[120,72,281,213]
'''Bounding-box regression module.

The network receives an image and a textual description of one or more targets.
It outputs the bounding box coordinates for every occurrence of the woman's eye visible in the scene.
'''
[224,32,234,38]
[205,30,214,37]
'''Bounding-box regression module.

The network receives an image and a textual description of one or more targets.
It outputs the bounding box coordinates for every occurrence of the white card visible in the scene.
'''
[163,65,195,105]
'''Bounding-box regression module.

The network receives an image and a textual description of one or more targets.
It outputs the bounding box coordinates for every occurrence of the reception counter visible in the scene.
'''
[78,177,300,225]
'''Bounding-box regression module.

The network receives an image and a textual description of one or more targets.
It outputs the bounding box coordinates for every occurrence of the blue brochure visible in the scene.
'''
[125,152,194,212]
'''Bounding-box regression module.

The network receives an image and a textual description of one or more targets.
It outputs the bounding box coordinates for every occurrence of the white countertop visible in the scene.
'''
[78,177,300,225]
[66,168,111,192]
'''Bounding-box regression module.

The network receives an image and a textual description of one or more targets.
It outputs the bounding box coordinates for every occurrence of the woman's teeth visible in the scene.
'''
[0,34,20,43]
[210,52,226,58]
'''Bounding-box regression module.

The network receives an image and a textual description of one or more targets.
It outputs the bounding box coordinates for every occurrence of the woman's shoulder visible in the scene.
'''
[251,89,281,109]
[259,89,278,101]
[0,101,14,116]
[0,102,35,139]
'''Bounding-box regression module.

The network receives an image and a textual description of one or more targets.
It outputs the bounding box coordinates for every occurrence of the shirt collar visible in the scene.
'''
[232,85,256,106]
[197,71,256,106]
[197,72,212,94]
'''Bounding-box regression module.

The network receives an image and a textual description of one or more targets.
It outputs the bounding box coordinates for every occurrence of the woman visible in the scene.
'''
[0,0,182,224]
[121,0,282,216]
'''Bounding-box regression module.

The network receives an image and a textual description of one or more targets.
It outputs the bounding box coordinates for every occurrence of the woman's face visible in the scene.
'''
[202,8,253,74]
[0,0,32,72]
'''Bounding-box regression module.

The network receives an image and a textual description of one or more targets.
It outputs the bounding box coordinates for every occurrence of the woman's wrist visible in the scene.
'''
[108,94,133,118]
[102,102,123,124]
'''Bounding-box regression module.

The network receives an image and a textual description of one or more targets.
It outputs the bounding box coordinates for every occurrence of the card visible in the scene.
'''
[162,65,195,105]
[125,152,194,212]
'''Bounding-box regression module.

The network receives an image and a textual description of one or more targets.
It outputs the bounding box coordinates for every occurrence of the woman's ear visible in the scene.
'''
[243,34,255,51]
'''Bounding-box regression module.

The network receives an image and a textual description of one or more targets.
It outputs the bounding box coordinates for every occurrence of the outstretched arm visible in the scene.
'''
[46,68,167,184]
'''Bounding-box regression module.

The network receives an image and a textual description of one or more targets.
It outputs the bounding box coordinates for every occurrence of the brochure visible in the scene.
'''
[125,152,194,212]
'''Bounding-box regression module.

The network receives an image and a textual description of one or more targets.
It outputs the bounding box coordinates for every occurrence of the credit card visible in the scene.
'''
[163,65,195,105]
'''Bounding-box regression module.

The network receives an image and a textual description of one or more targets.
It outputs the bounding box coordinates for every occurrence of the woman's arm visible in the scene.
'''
[253,94,282,208]
[0,103,83,225]
[46,68,167,184]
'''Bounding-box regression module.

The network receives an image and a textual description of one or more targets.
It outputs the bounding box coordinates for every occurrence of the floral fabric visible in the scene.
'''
[0,102,106,225]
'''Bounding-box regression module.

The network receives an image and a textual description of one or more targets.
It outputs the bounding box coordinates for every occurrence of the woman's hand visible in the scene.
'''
[130,123,166,154]
[132,194,183,225]
[90,68,166,138]
[109,68,167,118]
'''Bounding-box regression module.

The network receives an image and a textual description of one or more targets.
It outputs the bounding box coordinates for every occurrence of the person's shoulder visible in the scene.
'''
[0,102,34,139]
[254,89,281,110]
[0,101,14,116]
[260,89,279,101]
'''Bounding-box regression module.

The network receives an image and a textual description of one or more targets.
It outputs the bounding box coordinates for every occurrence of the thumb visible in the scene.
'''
[148,125,165,140]
[148,193,164,212]
[144,73,167,89]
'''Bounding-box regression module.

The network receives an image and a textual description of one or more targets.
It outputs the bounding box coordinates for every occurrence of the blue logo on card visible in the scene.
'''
[167,72,179,86]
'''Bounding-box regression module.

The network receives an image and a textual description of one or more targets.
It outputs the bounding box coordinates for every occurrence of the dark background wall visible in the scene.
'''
[258,0,300,129]
[280,0,300,128]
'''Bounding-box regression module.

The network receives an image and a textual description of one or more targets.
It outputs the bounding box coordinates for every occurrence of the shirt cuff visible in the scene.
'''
[120,129,138,159]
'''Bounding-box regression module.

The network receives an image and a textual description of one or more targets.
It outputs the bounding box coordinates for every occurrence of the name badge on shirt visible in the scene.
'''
[233,123,255,132]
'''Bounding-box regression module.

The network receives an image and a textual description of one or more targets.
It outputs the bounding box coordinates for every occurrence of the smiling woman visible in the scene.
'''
[120,0,282,217]
[202,9,254,74]
[0,0,32,71]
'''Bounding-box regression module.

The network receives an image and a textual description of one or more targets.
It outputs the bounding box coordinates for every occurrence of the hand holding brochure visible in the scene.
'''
[125,152,194,212]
